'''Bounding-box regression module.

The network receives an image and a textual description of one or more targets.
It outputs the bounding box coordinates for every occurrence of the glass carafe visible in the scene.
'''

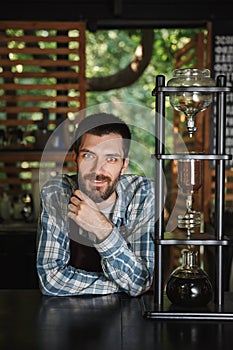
[166,249,213,307]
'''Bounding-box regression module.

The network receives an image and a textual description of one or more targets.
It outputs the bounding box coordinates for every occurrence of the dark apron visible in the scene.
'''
[68,219,102,272]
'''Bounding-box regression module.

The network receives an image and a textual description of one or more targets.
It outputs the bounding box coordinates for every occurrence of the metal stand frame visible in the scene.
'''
[141,74,233,320]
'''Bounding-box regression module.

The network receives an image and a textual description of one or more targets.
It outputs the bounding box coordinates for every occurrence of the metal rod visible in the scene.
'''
[215,75,227,306]
[154,75,165,307]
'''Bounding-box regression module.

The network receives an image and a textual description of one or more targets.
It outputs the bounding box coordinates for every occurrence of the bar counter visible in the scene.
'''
[1,289,233,350]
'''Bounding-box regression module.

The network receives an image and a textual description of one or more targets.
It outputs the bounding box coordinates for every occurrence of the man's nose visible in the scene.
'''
[91,157,106,173]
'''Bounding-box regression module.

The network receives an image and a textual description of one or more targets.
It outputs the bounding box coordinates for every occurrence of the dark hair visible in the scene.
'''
[72,113,131,158]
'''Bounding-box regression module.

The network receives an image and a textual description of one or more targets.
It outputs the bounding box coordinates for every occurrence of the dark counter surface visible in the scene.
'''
[1,289,233,350]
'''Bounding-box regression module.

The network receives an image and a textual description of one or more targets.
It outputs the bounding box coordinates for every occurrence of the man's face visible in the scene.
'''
[72,133,129,203]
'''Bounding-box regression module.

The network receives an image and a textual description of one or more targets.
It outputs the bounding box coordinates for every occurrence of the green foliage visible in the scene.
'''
[86,28,205,109]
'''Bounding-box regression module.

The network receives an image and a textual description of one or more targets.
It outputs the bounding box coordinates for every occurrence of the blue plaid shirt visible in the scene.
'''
[37,173,155,296]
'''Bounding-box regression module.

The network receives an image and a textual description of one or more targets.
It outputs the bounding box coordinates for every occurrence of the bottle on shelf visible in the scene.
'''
[0,192,12,221]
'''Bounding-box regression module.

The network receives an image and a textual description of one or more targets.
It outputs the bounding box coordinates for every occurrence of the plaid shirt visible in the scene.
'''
[37,173,155,296]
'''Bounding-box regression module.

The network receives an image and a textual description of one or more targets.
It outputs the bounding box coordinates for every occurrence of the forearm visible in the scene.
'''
[37,263,119,296]
[95,228,154,296]
[37,242,119,296]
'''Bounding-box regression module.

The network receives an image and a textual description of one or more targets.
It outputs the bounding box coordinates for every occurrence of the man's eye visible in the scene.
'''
[107,156,118,163]
[83,152,94,159]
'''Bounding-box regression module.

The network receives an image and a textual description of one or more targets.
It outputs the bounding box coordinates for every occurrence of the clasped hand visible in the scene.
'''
[68,189,113,241]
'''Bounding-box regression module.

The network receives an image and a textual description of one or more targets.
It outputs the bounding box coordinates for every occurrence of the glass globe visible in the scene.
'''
[166,249,213,307]
[167,68,216,137]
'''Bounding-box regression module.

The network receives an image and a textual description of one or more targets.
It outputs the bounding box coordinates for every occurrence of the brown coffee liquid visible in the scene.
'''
[166,275,213,307]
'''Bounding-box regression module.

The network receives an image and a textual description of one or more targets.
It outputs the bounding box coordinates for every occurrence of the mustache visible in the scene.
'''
[83,174,111,182]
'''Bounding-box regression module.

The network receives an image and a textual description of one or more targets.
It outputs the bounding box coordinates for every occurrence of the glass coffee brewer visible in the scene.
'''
[140,71,233,320]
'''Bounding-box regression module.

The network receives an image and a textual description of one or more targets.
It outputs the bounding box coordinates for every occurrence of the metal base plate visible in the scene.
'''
[140,292,233,320]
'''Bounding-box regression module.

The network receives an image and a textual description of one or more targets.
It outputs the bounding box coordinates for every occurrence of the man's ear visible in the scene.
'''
[121,158,129,175]
[71,150,78,166]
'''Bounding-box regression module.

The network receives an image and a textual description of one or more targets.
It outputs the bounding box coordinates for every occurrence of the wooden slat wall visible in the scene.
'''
[211,169,233,204]
[0,21,86,206]
[0,21,86,119]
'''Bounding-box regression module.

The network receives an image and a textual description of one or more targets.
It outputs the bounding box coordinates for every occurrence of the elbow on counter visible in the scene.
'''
[37,274,63,296]
[36,267,72,297]
[120,275,154,297]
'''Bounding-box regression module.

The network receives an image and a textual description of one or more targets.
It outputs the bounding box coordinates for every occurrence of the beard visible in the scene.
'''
[77,172,120,203]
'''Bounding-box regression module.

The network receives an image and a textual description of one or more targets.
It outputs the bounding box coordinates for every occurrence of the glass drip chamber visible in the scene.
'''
[166,249,213,307]
[177,154,203,236]
[167,68,215,137]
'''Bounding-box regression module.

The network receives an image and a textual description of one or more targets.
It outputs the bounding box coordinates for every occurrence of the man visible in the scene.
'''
[37,112,155,296]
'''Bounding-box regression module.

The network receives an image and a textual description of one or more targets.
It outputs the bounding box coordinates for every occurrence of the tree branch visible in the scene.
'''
[86,29,154,91]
